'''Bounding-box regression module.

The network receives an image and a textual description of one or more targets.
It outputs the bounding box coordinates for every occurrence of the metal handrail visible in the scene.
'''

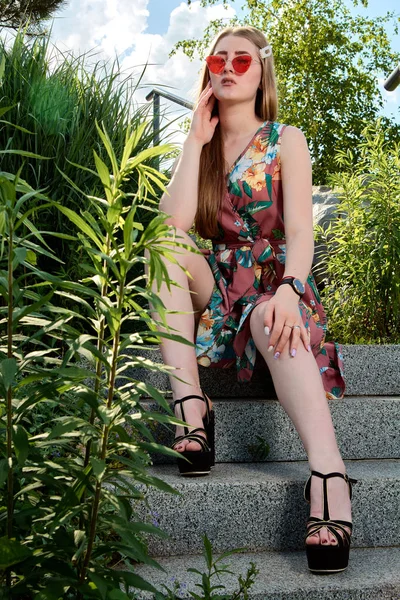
[383,63,400,91]
[146,88,194,110]
[146,88,194,170]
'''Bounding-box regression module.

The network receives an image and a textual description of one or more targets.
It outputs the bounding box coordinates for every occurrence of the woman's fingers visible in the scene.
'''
[268,321,311,358]
[267,312,286,352]
[196,82,213,109]
[289,326,301,357]
[263,299,312,359]
[301,324,311,352]
[271,323,293,357]
[263,301,275,336]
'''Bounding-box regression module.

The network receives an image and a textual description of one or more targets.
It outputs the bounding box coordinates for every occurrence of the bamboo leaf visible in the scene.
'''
[93,149,111,190]
[125,144,173,171]
[0,149,51,159]
[55,204,103,250]
[48,416,99,440]
[0,458,8,487]
[120,121,147,170]
[87,571,108,600]
[90,457,107,482]
[12,291,54,325]
[0,357,17,391]
[95,120,119,177]
[110,570,159,594]
[0,536,33,569]
[12,424,30,467]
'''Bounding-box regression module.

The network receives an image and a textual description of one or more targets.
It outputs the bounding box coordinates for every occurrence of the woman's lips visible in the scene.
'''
[221,78,236,85]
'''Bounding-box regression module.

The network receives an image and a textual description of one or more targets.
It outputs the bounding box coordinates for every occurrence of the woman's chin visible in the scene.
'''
[213,89,241,103]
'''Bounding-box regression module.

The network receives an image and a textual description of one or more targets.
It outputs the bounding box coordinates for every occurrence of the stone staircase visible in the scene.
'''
[124,345,400,599]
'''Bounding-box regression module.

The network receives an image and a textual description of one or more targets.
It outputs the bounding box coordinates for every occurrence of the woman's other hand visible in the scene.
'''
[188,82,219,146]
[263,286,310,358]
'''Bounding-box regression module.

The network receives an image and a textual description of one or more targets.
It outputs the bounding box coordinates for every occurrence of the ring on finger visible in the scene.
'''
[293,325,301,330]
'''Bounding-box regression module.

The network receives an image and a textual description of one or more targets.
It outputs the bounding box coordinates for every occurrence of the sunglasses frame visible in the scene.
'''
[205,54,259,75]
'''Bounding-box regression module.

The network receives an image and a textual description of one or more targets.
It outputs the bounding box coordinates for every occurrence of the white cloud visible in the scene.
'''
[47,1,236,149]
[49,0,150,57]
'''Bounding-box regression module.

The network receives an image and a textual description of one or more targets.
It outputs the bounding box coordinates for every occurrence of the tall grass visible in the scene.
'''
[0,29,168,282]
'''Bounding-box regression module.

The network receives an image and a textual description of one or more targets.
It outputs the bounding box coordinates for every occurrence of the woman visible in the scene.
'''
[145,25,357,574]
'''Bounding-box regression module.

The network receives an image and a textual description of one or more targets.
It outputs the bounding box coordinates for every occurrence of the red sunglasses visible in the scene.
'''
[205,54,258,75]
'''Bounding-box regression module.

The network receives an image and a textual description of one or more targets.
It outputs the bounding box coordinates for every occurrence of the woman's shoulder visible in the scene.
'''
[276,123,307,143]
[278,124,311,163]
[267,121,304,137]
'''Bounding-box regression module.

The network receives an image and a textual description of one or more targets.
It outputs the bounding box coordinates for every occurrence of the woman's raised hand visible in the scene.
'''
[188,81,219,146]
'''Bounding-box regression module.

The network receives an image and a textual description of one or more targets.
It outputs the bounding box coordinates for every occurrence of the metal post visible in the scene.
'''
[153,93,160,171]
[146,88,194,172]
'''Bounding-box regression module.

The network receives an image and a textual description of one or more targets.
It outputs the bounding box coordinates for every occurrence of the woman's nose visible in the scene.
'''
[223,59,235,72]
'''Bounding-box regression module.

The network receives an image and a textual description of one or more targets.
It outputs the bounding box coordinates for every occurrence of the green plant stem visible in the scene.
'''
[6,214,14,588]
[78,261,124,586]
[79,239,110,533]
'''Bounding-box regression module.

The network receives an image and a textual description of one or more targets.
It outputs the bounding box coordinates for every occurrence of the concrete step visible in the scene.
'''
[131,459,400,557]
[140,395,400,464]
[126,546,400,600]
[127,344,400,397]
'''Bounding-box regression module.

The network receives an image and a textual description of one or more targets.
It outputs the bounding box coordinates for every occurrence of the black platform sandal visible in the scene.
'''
[171,390,215,476]
[304,470,358,574]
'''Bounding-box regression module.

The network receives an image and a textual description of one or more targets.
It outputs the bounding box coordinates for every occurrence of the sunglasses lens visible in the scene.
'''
[232,56,252,73]
[205,54,253,74]
[206,56,225,74]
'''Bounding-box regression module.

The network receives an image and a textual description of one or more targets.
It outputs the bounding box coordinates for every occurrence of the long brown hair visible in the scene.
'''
[193,26,278,240]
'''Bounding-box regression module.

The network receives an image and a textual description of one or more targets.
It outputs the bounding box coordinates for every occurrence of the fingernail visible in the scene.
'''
[291,348,297,357]
[308,345,312,352]
[273,352,280,360]
[264,326,270,335]
[267,345,274,352]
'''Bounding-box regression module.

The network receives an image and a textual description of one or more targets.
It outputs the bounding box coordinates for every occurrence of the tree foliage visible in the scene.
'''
[0,0,68,35]
[172,0,400,184]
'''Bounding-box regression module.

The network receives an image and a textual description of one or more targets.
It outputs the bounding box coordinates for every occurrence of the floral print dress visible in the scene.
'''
[195,120,345,400]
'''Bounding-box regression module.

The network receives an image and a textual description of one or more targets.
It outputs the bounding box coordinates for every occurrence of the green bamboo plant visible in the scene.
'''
[0,115,208,598]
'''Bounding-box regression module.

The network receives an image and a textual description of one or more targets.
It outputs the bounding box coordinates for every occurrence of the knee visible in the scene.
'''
[249,301,268,333]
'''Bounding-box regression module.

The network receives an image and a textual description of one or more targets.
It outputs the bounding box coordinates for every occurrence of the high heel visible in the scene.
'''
[171,389,215,476]
[304,470,358,573]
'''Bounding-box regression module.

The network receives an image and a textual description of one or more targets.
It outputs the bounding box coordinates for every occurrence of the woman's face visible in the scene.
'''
[208,35,263,106]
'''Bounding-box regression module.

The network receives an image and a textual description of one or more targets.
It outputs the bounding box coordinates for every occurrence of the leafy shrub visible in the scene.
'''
[0,117,203,599]
[315,118,400,343]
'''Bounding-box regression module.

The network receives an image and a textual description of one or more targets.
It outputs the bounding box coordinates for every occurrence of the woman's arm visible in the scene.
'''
[280,125,314,284]
[159,82,219,232]
[263,125,313,356]
[159,137,203,232]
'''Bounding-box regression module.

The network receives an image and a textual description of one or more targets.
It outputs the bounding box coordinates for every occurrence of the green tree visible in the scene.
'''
[0,0,68,35]
[172,0,400,184]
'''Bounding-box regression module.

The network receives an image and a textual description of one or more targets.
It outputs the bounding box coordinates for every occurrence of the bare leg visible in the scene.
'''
[144,226,215,452]
[250,302,352,547]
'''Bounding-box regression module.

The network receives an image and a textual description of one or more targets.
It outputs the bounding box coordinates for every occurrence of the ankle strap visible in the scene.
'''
[173,394,205,406]
[304,470,358,509]
[311,470,358,485]
[173,391,211,434]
